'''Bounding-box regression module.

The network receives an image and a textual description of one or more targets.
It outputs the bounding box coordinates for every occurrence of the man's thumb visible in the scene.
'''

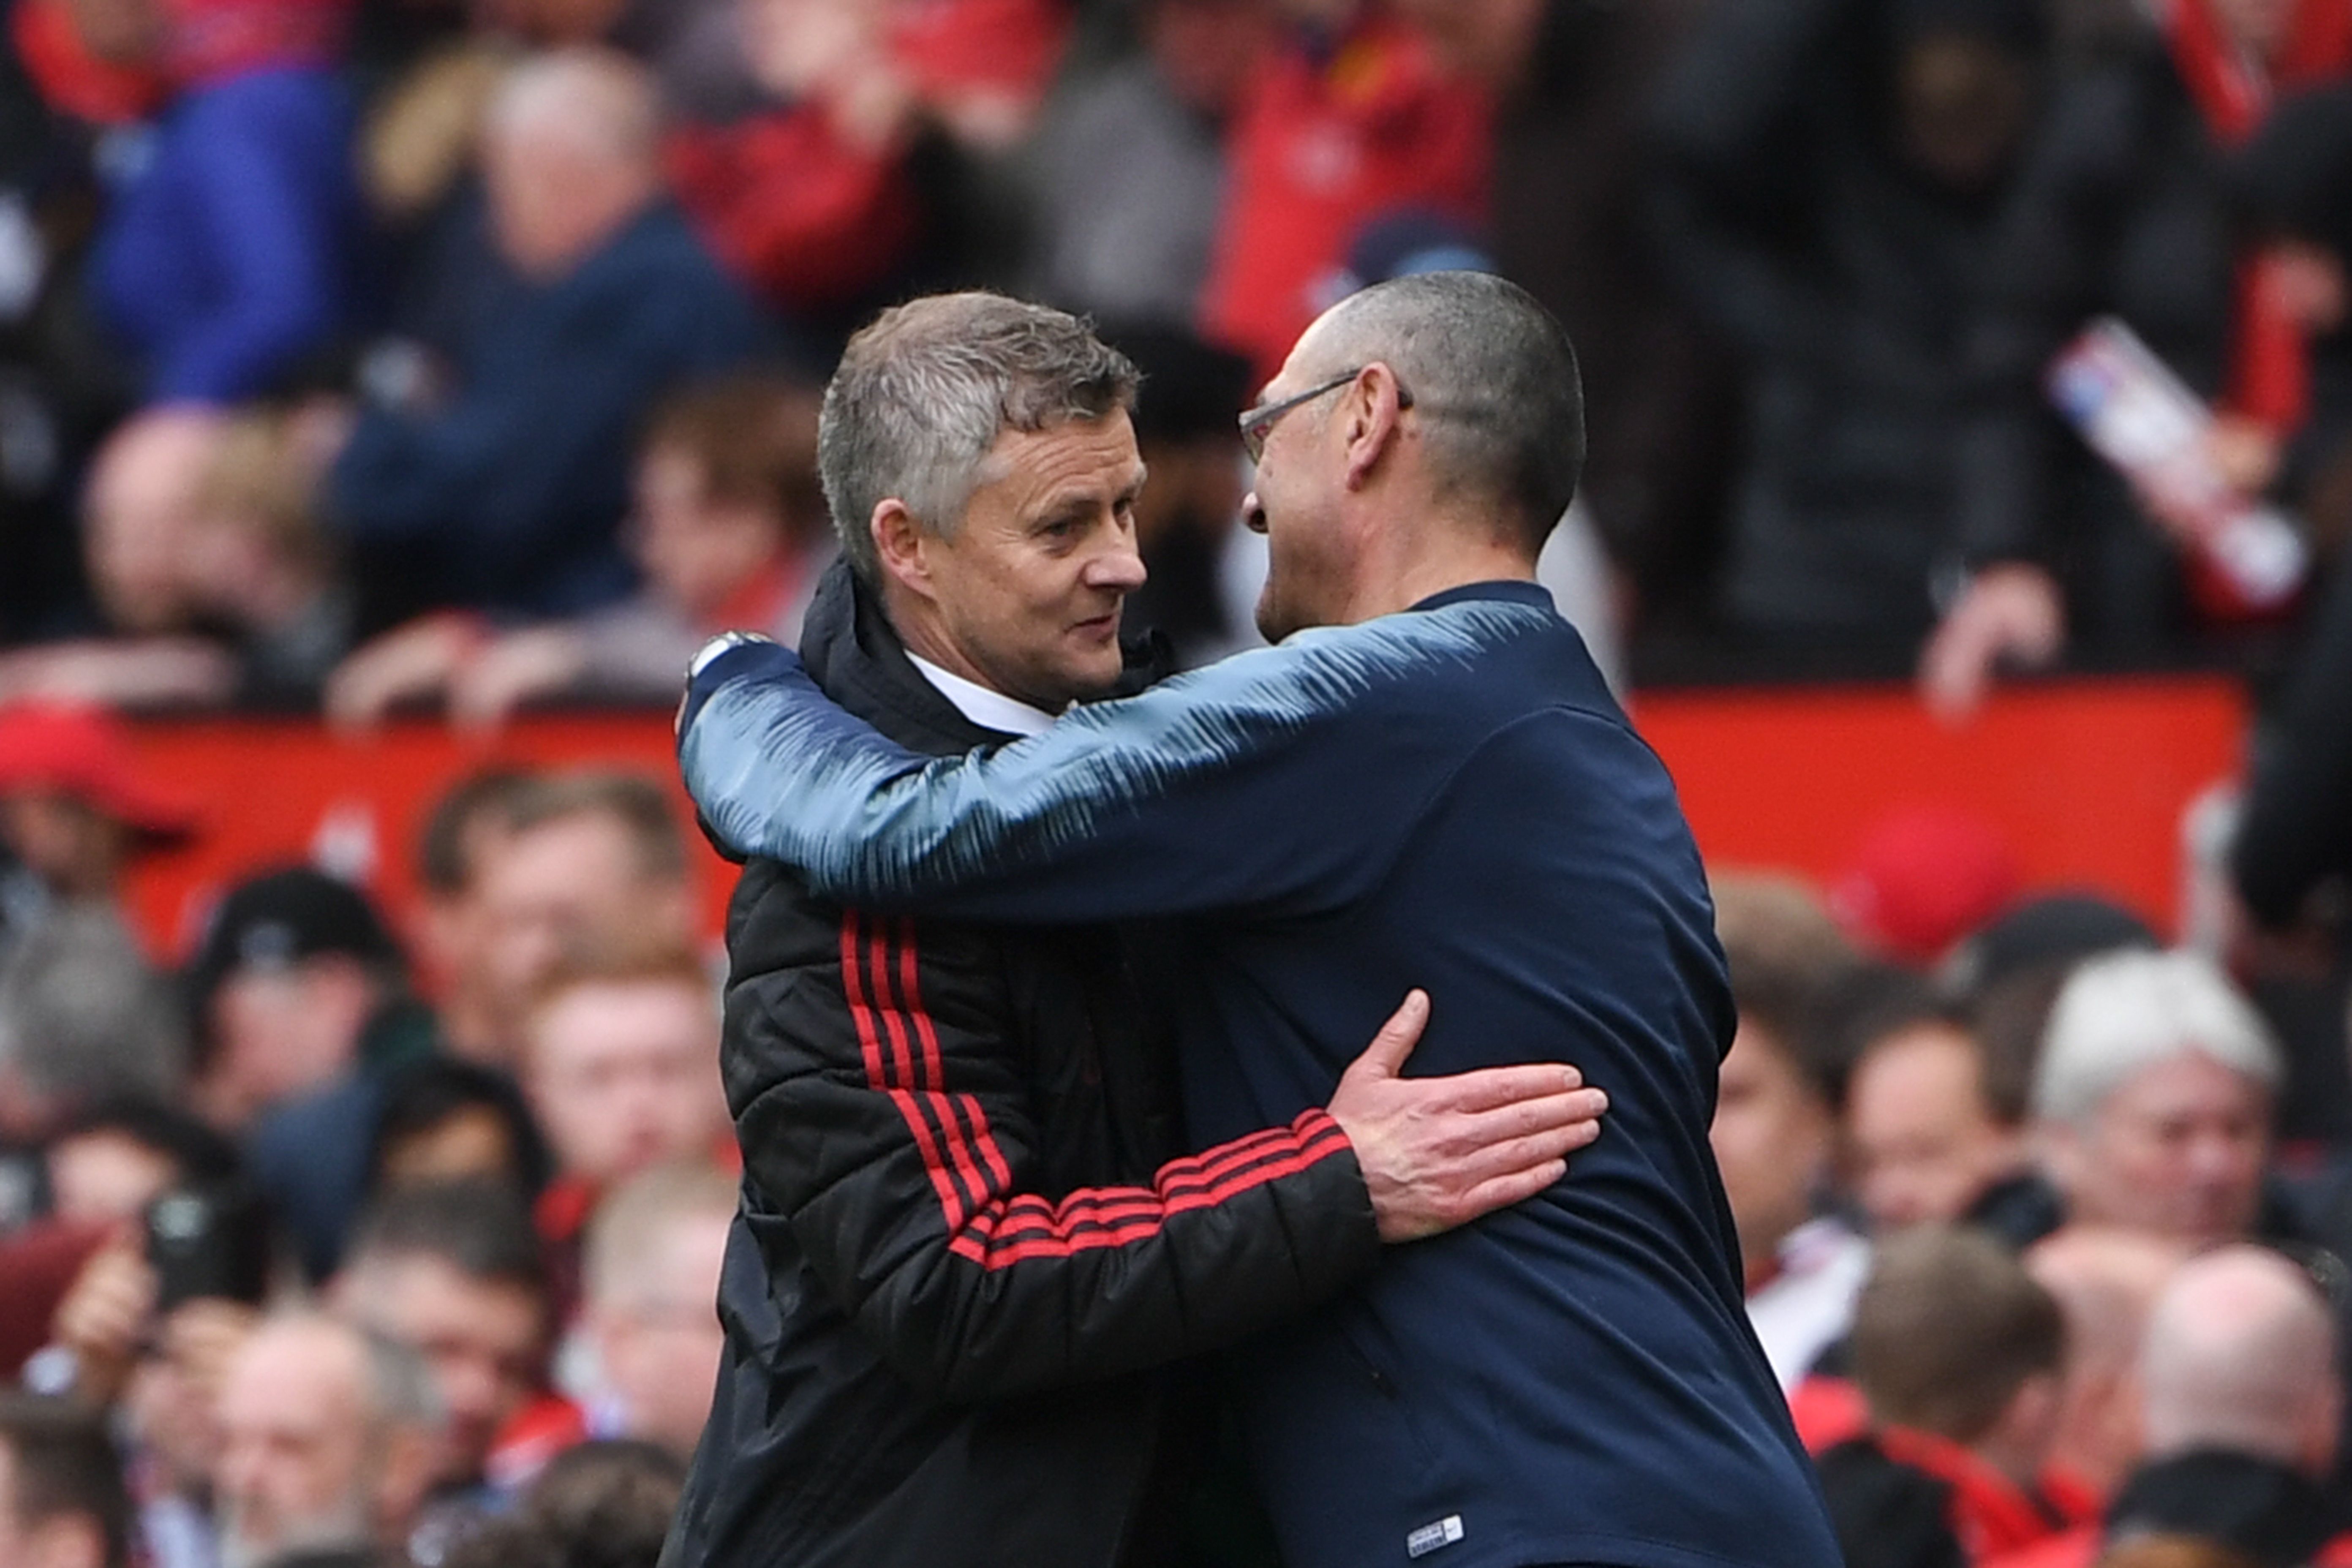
[1353,989,1430,1079]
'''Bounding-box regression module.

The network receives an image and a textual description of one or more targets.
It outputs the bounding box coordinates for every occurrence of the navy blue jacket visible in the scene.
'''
[680,580,1840,1568]
[328,202,764,616]
[92,65,359,403]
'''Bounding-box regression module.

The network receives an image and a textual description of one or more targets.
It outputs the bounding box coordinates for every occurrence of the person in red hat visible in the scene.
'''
[0,700,197,954]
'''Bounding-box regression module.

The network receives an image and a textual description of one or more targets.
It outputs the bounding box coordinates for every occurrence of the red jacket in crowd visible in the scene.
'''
[1199,9,1489,380]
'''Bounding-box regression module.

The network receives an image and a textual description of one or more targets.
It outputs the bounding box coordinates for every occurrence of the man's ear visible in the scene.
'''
[870,500,937,604]
[1341,363,1410,493]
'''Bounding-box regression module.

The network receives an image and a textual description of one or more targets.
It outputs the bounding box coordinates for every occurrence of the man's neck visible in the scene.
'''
[1339,533,1539,625]
[883,587,1064,733]
[906,653,1060,738]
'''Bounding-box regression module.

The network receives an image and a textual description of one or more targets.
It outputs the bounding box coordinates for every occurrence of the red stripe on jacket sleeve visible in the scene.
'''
[851,915,1356,1273]
[841,910,969,1228]
[952,1112,1353,1268]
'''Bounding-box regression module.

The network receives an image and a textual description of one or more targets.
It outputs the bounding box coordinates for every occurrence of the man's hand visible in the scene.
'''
[51,1235,156,1406]
[1327,991,1608,1244]
[1917,563,2064,724]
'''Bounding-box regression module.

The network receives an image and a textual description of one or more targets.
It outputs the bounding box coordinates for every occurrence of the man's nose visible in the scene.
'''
[1088,534,1148,593]
[1242,490,1267,534]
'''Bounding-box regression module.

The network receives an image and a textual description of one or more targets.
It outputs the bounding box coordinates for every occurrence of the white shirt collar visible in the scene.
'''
[906,653,1062,738]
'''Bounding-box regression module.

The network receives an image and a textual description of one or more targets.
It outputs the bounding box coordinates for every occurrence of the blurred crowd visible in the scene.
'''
[0,0,2346,713]
[8,0,2352,1565]
[0,752,732,1568]
[1706,866,2352,1568]
[9,720,2352,1568]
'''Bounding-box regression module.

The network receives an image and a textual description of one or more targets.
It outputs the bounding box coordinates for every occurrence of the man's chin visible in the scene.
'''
[1039,651,1128,708]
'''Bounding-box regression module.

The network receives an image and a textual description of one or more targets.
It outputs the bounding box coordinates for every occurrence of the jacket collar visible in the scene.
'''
[796,559,1171,759]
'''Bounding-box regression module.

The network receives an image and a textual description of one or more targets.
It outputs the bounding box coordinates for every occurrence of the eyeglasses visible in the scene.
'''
[1236,369,1414,463]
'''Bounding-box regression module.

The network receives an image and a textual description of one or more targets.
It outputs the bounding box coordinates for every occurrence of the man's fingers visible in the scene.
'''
[1452,1117,1601,1182]
[1348,989,1432,1079]
[1433,1061,1587,1113]
[1453,1159,1572,1224]
[1440,1086,1608,1149]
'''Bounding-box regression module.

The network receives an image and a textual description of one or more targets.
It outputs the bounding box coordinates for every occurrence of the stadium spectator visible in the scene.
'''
[2032,950,2285,1248]
[1017,0,1274,327]
[575,1162,731,1458]
[2229,84,2352,548]
[1100,326,1256,665]
[435,1438,683,1568]
[213,1314,441,1568]
[1197,0,1490,379]
[122,1290,268,1568]
[38,1196,270,1416]
[1941,896,2164,1012]
[1944,0,2352,682]
[409,768,537,1066]
[0,906,186,1146]
[1832,967,2029,1232]
[0,700,196,950]
[325,374,829,730]
[322,46,766,621]
[86,0,361,408]
[3,407,354,710]
[1650,0,2056,682]
[466,770,697,1070]
[519,945,726,1318]
[1815,1226,2072,1568]
[1993,1246,2345,1568]
[22,409,238,705]
[2024,1227,2186,1504]
[0,1393,132,1568]
[44,1096,240,1225]
[0,0,152,648]
[184,866,414,1133]
[364,1056,550,1204]
[1394,0,1731,637]
[522,947,722,1198]
[216,865,452,1283]
[1711,872,1869,1389]
[661,0,925,324]
[329,1178,563,1499]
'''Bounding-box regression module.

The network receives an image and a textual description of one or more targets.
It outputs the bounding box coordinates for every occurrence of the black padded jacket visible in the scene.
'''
[662,563,1382,1568]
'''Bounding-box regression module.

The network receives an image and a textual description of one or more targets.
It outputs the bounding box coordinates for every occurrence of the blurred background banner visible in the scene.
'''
[104,673,2245,964]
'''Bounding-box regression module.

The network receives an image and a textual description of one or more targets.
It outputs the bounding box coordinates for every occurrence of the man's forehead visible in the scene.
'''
[1270,310,1351,399]
[977,414,1143,491]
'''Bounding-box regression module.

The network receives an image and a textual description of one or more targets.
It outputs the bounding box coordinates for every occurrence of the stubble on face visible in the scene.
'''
[904,412,1148,710]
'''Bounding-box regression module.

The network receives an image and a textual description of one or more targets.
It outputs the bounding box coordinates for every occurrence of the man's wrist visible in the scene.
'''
[679,632,788,741]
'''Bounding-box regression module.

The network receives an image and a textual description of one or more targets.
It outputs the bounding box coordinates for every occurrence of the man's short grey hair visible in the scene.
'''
[2032,949,2282,1126]
[820,292,1139,585]
[1303,271,1585,549]
[0,907,185,1106]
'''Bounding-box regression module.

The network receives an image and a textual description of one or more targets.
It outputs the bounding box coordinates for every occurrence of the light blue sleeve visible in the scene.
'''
[678,602,1549,926]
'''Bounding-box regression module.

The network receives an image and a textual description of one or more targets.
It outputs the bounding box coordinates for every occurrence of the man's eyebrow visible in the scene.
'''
[1033,466,1149,522]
